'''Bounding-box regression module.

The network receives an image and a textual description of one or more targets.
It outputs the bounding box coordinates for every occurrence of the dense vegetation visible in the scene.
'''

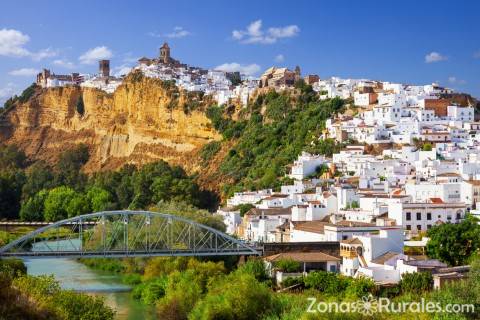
[426,216,480,266]
[0,143,218,222]
[206,81,347,196]
[80,254,480,319]
[0,259,114,319]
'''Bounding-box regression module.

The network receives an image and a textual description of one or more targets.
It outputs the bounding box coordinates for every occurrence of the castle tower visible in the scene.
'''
[159,42,171,64]
[99,60,110,77]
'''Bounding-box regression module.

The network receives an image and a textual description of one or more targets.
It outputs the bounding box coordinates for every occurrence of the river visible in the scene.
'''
[24,257,156,319]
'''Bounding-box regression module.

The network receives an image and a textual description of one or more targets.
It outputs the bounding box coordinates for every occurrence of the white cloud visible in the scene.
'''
[0,83,17,105]
[232,20,300,44]
[0,29,30,57]
[149,26,191,39]
[113,64,133,77]
[166,26,190,38]
[448,76,466,85]
[53,59,76,69]
[0,29,58,61]
[79,46,113,64]
[425,51,447,63]
[31,47,58,61]
[274,54,285,63]
[8,68,39,76]
[215,62,261,76]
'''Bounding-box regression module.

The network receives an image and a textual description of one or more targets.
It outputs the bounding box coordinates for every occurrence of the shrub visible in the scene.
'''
[200,141,221,162]
[281,276,304,288]
[345,277,375,298]
[189,272,275,320]
[274,258,301,273]
[399,272,433,294]
[304,271,351,295]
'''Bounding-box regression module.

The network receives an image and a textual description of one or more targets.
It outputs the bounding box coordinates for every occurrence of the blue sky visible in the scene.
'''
[1,0,480,103]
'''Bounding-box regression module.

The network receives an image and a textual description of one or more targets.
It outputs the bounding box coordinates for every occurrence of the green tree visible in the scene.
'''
[43,186,89,221]
[0,169,26,219]
[55,144,89,190]
[19,189,49,221]
[274,258,301,273]
[422,142,433,151]
[21,160,55,200]
[426,217,480,266]
[87,187,115,212]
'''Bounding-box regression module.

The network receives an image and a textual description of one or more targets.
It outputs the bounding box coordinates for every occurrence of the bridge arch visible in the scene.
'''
[0,210,259,258]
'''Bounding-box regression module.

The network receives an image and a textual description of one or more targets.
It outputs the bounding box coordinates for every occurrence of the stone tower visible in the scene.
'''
[294,65,301,80]
[99,60,110,77]
[159,42,171,64]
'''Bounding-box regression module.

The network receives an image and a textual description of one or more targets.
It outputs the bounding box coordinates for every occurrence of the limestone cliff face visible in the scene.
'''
[0,75,221,172]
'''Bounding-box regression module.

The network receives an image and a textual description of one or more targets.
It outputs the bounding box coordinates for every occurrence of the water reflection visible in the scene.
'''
[25,258,155,320]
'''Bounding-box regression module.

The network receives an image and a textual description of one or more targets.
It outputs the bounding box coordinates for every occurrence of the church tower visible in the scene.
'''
[99,60,110,77]
[294,65,301,81]
[159,42,171,64]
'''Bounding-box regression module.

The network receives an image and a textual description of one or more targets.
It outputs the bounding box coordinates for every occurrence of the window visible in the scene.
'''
[329,265,337,272]
[417,225,422,231]
[406,225,411,230]
[342,235,348,240]
[406,212,411,221]
[416,212,422,220]
[427,213,432,220]
[447,215,452,220]
[427,224,432,230]
[456,212,461,220]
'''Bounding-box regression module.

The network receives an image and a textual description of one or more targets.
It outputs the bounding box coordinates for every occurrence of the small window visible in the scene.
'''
[417,225,422,231]
[416,212,422,220]
[427,213,432,220]
[406,225,411,230]
[427,224,432,229]
[406,212,411,221]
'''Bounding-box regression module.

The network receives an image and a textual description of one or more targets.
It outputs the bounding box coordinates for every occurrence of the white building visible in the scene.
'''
[289,152,327,180]
[388,199,466,232]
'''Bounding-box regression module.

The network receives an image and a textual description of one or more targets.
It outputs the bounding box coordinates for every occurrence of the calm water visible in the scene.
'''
[24,257,156,320]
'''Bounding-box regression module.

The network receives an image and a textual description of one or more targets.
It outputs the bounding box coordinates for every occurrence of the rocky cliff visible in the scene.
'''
[0,73,222,173]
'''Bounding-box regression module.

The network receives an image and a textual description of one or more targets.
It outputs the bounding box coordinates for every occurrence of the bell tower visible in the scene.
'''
[159,42,171,64]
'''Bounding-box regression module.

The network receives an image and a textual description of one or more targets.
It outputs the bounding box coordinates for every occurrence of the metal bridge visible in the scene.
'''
[0,211,260,258]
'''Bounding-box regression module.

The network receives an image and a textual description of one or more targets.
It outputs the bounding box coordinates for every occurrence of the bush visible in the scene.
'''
[132,277,168,304]
[17,83,37,103]
[0,258,27,277]
[189,272,275,320]
[399,272,433,294]
[237,259,269,282]
[345,277,375,298]
[281,276,304,288]
[13,274,114,319]
[274,258,301,273]
[304,271,351,295]
[200,141,221,162]
[236,203,255,217]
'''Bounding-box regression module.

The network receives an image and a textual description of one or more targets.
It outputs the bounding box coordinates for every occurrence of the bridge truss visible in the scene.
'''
[0,211,260,258]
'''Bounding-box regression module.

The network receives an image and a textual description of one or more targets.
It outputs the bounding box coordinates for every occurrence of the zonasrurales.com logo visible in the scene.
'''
[307,296,475,315]
[356,294,378,316]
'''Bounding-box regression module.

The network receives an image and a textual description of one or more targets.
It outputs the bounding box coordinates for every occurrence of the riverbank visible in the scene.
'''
[25,258,155,320]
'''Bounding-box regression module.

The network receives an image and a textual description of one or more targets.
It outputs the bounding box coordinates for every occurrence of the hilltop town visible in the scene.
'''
[8,41,480,290]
